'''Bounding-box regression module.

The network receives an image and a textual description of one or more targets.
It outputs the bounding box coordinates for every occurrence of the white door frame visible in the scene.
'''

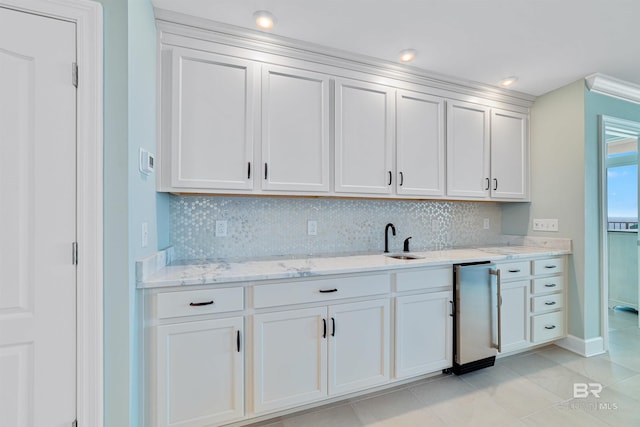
[0,0,103,425]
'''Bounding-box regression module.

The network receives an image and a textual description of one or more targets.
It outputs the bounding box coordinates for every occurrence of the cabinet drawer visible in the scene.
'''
[531,293,564,313]
[396,266,452,292]
[531,311,565,343]
[497,261,530,280]
[532,276,564,295]
[156,287,244,319]
[253,274,390,308]
[533,257,565,275]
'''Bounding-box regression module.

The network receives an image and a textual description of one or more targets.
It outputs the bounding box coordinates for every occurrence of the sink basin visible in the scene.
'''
[385,253,424,260]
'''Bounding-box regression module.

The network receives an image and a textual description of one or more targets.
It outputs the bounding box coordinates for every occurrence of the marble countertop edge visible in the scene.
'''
[136,239,572,289]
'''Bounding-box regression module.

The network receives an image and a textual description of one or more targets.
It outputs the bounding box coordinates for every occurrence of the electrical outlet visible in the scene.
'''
[141,222,148,248]
[533,219,545,231]
[483,218,490,230]
[215,220,228,237]
[533,218,559,232]
[307,220,318,236]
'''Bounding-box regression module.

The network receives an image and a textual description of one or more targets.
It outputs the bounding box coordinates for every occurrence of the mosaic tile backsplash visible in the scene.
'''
[170,196,504,261]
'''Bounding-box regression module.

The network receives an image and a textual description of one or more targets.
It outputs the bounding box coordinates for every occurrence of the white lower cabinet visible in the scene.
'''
[395,291,453,378]
[253,299,390,414]
[155,317,244,427]
[252,307,328,414]
[499,280,530,353]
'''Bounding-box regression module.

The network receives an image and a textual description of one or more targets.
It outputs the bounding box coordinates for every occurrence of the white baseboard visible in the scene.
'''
[555,335,605,357]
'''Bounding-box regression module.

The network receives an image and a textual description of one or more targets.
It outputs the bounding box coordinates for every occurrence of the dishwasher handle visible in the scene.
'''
[490,268,502,353]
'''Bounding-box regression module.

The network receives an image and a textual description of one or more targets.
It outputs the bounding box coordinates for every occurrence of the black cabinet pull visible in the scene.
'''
[544,283,557,288]
[322,318,327,338]
[493,178,498,191]
[319,288,338,293]
[388,171,392,186]
[236,330,241,352]
[544,325,556,330]
[248,162,251,179]
[264,163,268,180]
[189,300,214,307]
[331,317,335,336]
[545,265,557,269]
[485,178,490,190]
[399,171,404,186]
[545,301,557,306]
[449,300,454,317]
[508,269,521,273]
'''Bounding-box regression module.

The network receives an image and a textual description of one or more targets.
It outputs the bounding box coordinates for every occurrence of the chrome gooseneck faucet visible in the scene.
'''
[384,223,396,253]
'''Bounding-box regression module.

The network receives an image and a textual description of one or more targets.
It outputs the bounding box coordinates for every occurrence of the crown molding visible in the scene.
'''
[154,7,536,109]
[585,73,640,105]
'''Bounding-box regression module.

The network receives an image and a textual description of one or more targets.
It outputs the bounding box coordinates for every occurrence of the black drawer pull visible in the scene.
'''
[508,269,521,273]
[322,318,327,338]
[319,288,338,293]
[399,171,404,186]
[331,317,336,336]
[388,171,392,186]
[545,265,557,269]
[264,163,268,180]
[189,300,214,307]
[236,330,241,352]
[485,178,490,190]
[544,301,557,306]
[544,283,557,288]
[247,162,251,179]
[493,178,498,191]
[544,325,556,330]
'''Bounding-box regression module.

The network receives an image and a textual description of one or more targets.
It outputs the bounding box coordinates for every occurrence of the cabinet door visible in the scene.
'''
[253,307,327,414]
[335,78,394,194]
[446,100,490,198]
[499,280,530,353]
[155,317,244,427]
[328,299,390,396]
[396,90,445,196]
[395,291,453,378]
[262,65,330,192]
[169,48,256,190]
[490,109,529,200]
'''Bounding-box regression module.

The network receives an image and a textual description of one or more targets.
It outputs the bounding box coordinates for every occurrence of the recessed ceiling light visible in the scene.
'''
[399,49,417,63]
[499,76,518,87]
[253,10,276,30]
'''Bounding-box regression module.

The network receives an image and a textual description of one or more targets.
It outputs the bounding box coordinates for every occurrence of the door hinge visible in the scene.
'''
[72,62,78,88]
[72,242,78,265]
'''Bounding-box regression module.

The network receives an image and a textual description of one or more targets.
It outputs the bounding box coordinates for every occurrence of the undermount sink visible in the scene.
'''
[385,253,424,260]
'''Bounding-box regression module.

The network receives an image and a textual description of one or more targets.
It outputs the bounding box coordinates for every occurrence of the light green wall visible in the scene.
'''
[99,0,131,425]
[99,0,165,425]
[503,80,586,339]
[504,79,640,344]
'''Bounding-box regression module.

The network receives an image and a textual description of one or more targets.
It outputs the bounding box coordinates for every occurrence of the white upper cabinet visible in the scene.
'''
[261,65,330,192]
[446,100,491,199]
[165,47,256,190]
[396,90,445,197]
[446,101,529,200]
[490,109,529,200]
[334,78,395,195]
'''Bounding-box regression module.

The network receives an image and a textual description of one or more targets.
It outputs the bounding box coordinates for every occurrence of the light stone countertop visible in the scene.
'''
[136,237,572,289]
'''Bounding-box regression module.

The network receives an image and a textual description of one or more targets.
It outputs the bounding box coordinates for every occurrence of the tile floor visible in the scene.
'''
[250,308,640,427]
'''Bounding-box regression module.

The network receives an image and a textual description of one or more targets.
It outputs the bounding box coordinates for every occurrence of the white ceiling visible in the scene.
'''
[151,0,640,97]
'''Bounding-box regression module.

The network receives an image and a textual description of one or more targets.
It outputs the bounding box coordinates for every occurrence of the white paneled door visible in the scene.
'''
[0,7,77,427]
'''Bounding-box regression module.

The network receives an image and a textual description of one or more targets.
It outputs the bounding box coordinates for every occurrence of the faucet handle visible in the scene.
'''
[403,237,412,252]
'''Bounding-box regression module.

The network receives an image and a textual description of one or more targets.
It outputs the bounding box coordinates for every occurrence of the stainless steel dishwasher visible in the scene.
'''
[452,261,501,375]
